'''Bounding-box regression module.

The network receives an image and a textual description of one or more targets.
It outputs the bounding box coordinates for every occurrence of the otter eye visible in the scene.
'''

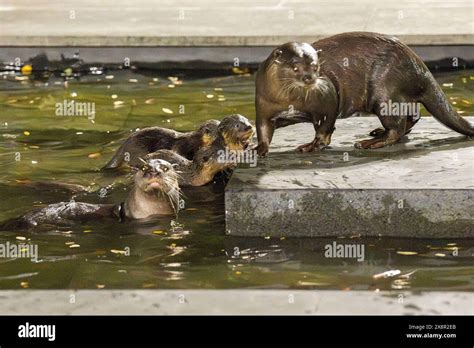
[235,124,239,128]
[162,166,168,172]
[202,156,210,162]
[293,66,299,72]
[141,166,147,171]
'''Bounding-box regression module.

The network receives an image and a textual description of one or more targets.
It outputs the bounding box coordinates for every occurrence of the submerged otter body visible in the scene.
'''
[255,32,474,155]
[8,158,181,228]
[103,119,219,169]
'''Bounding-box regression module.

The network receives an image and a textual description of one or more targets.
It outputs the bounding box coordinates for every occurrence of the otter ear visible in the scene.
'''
[273,49,283,60]
[171,163,179,170]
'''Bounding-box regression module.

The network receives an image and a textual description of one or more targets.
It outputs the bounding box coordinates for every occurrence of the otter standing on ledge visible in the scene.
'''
[255,32,474,156]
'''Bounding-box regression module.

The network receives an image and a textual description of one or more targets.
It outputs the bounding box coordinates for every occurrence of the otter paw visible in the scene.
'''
[296,143,319,152]
[255,143,269,157]
[369,127,385,137]
[354,138,386,149]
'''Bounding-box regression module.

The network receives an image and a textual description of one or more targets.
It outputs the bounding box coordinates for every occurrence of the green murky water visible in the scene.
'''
[0,69,473,290]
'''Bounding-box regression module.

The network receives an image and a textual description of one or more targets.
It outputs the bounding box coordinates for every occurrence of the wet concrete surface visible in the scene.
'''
[225,117,474,237]
[0,289,472,314]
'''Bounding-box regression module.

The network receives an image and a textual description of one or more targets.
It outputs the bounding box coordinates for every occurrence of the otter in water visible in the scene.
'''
[103,114,254,169]
[147,146,236,187]
[7,158,181,228]
[255,32,474,156]
[103,119,219,169]
[146,115,254,186]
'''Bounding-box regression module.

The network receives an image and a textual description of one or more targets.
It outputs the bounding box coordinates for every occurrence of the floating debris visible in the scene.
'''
[396,251,418,256]
[110,249,127,255]
[152,230,166,235]
[373,269,401,279]
[21,65,32,75]
[111,94,118,99]
[113,101,124,108]
[442,83,453,88]
[69,244,80,248]
[167,76,182,85]
[129,78,138,83]
[145,98,156,104]
[162,108,173,114]
[23,131,30,136]
[399,270,417,279]
[105,75,114,80]
[16,236,26,241]
[88,152,101,159]
[206,94,214,99]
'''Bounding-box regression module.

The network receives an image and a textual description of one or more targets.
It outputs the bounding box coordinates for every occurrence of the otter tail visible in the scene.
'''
[421,78,474,137]
[102,142,126,170]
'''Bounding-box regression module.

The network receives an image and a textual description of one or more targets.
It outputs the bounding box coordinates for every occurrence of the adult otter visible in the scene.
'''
[103,114,254,169]
[255,32,474,156]
[8,158,181,228]
[103,119,219,169]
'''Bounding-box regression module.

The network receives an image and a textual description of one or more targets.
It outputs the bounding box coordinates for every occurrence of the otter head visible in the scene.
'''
[198,119,220,146]
[218,114,255,150]
[133,157,182,213]
[190,145,236,186]
[271,42,320,89]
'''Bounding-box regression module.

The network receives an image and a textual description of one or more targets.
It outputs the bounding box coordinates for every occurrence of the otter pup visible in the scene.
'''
[103,114,254,169]
[103,119,219,169]
[255,32,474,156]
[145,116,254,186]
[147,146,236,187]
[10,158,181,227]
[215,114,255,151]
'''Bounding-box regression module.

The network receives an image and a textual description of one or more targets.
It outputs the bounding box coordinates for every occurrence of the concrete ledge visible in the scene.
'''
[0,0,473,46]
[225,117,474,238]
[0,290,472,315]
[1,34,474,47]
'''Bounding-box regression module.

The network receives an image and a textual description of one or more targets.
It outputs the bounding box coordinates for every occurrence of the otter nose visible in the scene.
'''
[303,75,314,84]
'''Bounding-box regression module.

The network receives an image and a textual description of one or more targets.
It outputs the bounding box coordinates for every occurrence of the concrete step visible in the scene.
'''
[0,0,473,46]
[225,117,474,238]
